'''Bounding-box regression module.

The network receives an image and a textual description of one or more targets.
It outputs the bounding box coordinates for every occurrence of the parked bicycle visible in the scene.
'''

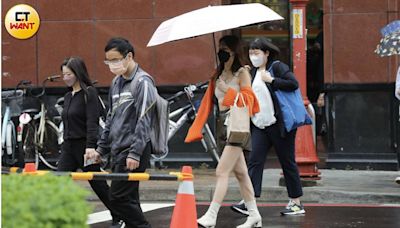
[18,75,63,170]
[1,86,24,166]
[151,81,220,167]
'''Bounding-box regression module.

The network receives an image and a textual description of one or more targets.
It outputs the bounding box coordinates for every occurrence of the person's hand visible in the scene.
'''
[84,149,101,164]
[216,78,228,93]
[260,71,274,83]
[317,93,325,107]
[126,157,139,171]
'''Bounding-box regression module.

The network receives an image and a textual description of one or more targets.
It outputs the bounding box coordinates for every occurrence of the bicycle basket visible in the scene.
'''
[1,90,23,117]
[21,96,41,114]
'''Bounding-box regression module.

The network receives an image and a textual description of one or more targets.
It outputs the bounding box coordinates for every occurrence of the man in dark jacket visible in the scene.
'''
[86,37,155,228]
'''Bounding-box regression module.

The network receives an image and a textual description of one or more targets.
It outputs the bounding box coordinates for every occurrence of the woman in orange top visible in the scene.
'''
[185,35,261,228]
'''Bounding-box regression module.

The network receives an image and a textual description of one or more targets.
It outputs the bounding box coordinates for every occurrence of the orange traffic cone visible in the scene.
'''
[24,163,36,173]
[170,166,197,228]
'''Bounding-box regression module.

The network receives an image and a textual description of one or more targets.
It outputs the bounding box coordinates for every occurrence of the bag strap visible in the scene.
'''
[140,100,156,118]
[130,67,157,118]
[233,93,246,107]
[84,86,106,110]
[97,94,106,110]
[267,60,280,76]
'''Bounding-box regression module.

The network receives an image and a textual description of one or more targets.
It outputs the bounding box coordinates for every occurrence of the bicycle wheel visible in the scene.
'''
[22,122,36,163]
[39,121,60,170]
[202,123,220,164]
[5,121,16,165]
[5,121,15,156]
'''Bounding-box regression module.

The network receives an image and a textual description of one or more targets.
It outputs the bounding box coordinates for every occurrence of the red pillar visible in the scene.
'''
[290,0,320,180]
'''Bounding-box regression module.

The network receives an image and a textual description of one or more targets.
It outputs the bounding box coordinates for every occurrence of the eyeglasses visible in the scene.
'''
[104,55,127,65]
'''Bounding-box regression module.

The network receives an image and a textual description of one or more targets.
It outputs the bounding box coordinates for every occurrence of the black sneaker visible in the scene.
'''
[280,200,305,215]
[230,200,249,216]
[110,220,125,228]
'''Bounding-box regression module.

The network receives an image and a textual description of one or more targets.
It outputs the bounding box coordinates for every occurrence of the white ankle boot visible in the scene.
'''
[236,200,262,228]
[198,202,220,228]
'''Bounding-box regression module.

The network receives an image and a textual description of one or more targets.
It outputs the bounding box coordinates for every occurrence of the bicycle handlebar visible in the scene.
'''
[196,81,209,90]
[13,80,32,97]
[16,80,32,89]
[45,75,61,82]
[1,79,33,101]
[27,75,61,98]
[166,81,209,103]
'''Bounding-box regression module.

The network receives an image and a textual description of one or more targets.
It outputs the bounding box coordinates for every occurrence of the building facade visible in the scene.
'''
[323,0,400,170]
[2,0,399,170]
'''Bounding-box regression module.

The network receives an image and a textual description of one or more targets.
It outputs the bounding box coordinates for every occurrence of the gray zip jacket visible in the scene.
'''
[97,64,156,161]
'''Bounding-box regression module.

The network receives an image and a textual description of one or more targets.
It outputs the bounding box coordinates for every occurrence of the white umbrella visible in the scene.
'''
[147,3,284,47]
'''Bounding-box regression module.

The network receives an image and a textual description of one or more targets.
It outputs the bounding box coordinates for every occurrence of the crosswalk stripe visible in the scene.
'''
[87,203,175,225]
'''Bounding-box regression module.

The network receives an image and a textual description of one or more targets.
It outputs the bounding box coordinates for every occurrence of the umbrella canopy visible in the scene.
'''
[380,20,400,37]
[375,32,400,57]
[147,3,283,47]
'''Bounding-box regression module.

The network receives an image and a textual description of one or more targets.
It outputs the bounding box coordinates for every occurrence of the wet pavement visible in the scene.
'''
[79,168,400,204]
[90,204,400,228]
[82,167,400,227]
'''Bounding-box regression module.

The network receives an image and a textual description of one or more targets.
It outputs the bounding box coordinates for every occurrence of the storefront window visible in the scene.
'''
[305,0,323,102]
[240,0,290,64]
[239,0,323,102]
[239,0,322,67]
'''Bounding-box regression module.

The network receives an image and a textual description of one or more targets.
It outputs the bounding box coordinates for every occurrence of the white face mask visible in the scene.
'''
[249,54,265,68]
[108,60,127,76]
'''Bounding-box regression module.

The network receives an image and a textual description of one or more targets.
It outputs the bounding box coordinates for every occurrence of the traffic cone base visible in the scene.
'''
[24,163,36,173]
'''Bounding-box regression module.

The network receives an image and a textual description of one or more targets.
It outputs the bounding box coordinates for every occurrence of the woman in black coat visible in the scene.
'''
[59,57,122,227]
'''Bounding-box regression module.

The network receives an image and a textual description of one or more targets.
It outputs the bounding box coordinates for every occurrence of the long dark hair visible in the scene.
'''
[215,35,246,78]
[60,57,93,93]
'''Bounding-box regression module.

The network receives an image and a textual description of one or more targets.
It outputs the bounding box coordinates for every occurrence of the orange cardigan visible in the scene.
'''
[185,78,260,143]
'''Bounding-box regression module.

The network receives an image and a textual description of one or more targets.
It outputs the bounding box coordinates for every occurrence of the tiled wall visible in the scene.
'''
[2,0,222,88]
[324,0,400,84]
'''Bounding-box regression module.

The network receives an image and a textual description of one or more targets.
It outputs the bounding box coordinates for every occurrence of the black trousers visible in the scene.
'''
[57,139,120,222]
[248,123,303,199]
[109,142,152,228]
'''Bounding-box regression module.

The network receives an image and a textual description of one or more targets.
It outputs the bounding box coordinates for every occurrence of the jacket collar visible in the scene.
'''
[125,63,139,81]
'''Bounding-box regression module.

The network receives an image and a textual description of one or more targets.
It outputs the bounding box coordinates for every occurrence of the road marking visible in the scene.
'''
[87,203,174,225]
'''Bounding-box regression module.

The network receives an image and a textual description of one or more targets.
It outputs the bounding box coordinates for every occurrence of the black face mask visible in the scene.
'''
[218,50,230,63]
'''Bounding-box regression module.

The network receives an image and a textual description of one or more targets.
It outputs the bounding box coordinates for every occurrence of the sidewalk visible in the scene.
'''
[81,168,400,205]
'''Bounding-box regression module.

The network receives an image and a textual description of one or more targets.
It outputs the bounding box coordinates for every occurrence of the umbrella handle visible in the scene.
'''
[212,33,218,66]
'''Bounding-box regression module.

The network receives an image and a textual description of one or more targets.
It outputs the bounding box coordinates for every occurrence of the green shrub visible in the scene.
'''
[2,173,92,228]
